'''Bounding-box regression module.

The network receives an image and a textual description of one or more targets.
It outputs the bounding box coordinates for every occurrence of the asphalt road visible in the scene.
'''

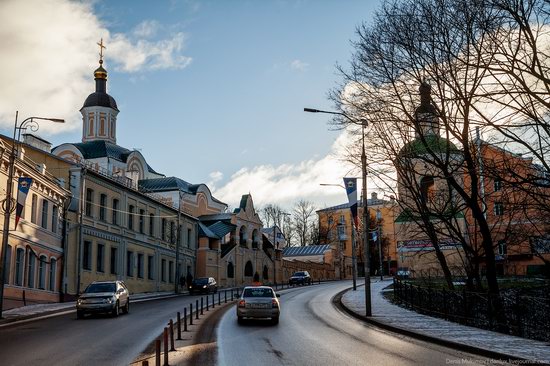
[0,292,220,366]
[217,281,507,366]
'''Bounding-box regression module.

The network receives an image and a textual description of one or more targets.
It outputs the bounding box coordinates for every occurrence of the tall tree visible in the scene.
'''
[292,200,317,246]
[332,0,550,297]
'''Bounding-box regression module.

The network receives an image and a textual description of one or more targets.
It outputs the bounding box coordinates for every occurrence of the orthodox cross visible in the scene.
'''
[97,38,106,62]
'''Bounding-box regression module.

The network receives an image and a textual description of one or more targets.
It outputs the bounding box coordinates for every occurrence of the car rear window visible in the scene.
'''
[85,283,116,293]
[243,288,274,298]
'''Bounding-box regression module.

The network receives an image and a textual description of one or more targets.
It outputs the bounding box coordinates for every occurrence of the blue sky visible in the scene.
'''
[0,0,381,209]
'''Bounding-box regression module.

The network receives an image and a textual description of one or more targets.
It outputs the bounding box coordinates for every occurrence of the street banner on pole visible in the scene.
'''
[15,177,32,229]
[343,177,358,229]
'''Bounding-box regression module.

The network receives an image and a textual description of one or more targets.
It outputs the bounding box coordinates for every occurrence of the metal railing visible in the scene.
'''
[392,278,550,342]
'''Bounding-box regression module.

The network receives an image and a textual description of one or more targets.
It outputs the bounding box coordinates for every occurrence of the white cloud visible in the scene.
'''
[212,131,358,209]
[206,171,224,190]
[133,20,160,38]
[0,0,192,133]
[290,59,309,71]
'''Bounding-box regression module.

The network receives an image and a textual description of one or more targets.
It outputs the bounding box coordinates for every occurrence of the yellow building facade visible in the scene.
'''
[317,192,398,278]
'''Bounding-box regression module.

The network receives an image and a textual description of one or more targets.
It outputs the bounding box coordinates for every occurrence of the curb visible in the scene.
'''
[333,287,540,364]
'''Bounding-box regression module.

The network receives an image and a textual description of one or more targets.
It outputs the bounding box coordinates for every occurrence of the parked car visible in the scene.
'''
[76,280,130,319]
[189,277,217,294]
[237,286,280,325]
[396,268,410,279]
[288,271,312,286]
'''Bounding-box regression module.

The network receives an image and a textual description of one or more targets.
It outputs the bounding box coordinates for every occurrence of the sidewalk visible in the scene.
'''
[341,279,550,364]
[0,291,180,326]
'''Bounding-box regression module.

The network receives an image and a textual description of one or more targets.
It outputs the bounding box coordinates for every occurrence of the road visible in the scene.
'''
[217,281,505,366]
[0,293,214,366]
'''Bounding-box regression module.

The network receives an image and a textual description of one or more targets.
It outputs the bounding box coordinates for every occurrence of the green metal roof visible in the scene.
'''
[198,223,218,239]
[208,221,235,238]
[399,135,460,158]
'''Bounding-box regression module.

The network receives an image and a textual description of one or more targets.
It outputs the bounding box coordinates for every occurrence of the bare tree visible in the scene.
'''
[331,0,550,297]
[292,200,317,246]
[259,203,296,246]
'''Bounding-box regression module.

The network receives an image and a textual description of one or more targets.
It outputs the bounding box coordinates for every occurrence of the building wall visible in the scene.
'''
[65,170,198,296]
[317,195,399,278]
[0,136,70,310]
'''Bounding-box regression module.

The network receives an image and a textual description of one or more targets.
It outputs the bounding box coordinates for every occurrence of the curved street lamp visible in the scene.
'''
[305,107,372,316]
[0,111,65,318]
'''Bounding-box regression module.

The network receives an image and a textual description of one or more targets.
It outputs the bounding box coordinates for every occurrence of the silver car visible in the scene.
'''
[76,280,130,318]
[237,286,280,325]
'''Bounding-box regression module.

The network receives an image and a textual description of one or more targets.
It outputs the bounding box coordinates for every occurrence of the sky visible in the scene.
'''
[0,0,382,211]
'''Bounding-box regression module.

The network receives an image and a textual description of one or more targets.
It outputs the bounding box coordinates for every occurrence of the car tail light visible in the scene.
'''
[272,299,278,308]
[238,300,246,308]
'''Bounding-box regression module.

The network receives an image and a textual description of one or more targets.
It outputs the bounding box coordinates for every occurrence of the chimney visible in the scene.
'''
[371,192,378,200]
[23,134,52,152]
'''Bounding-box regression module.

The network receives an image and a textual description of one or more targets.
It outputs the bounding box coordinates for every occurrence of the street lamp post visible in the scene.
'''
[305,107,372,316]
[0,111,64,318]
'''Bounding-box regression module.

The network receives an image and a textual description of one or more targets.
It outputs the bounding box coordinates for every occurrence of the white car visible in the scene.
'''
[76,280,130,318]
[237,286,280,325]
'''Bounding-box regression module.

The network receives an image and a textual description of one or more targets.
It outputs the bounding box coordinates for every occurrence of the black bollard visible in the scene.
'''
[183,308,188,332]
[196,299,199,319]
[200,297,203,315]
[177,312,182,340]
[163,327,169,366]
[169,319,175,351]
[189,303,193,325]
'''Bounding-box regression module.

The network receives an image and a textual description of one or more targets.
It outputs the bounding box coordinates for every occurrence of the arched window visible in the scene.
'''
[27,252,36,288]
[420,176,435,203]
[15,248,24,286]
[252,229,259,249]
[38,255,47,289]
[88,114,94,136]
[227,262,234,278]
[244,261,253,277]
[99,113,105,136]
[49,258,57,291]
[263,265,269,280]
[239,226,247,246]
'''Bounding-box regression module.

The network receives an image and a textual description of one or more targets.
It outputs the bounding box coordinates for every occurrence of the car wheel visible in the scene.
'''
[77,310,84,319]
[123,300,130,314]
[237,316,243,324]
[271,316,279,325]
[112,301,120,317]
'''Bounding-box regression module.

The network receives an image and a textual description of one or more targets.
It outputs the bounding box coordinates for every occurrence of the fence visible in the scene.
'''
[392,278,550,342]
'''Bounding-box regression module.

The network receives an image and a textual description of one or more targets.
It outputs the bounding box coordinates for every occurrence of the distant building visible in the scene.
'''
[317,192,398,279]
[282,245,336,281]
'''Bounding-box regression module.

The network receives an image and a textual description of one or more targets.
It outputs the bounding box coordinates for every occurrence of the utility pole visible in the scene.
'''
[361,124,372,316]
[76,167,86,296]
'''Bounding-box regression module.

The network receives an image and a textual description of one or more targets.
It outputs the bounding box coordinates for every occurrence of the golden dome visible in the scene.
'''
[94,60,107,80]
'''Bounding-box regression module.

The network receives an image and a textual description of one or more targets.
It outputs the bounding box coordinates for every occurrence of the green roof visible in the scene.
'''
[399,135,460,158]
